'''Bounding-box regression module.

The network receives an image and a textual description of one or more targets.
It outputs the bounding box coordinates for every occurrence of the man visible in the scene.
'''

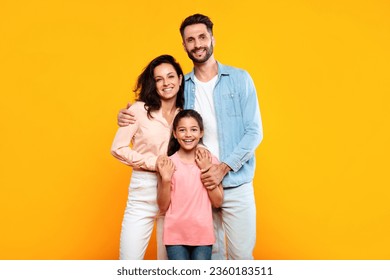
[118,14,263,259]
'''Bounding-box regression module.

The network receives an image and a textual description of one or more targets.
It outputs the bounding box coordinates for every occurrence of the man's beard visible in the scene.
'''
[186,43,214,64]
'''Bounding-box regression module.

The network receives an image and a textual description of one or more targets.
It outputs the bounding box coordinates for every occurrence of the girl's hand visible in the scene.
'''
[156,156,175,181]
[195,148,212,171]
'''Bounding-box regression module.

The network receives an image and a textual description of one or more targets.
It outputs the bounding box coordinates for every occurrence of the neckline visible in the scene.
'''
[152,107,180,127]
[173,152,196,166]
[194,74,218,84]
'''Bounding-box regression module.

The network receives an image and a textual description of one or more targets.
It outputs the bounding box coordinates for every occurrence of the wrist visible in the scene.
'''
[161,176,172,183]
[207,185,218,191]
[220,163,231,176]
[200,164,212,174]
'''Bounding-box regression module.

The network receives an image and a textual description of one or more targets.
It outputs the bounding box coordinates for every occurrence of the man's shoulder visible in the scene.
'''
[184,70,194,81]
[218,61,250,77]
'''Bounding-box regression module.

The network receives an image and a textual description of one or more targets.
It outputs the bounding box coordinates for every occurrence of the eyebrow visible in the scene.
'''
[154,72,175,78]
[177,126,200,129]
[186,32,206,39]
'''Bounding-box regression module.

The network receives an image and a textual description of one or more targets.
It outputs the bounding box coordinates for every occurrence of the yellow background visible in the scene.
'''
[1,0,389,259]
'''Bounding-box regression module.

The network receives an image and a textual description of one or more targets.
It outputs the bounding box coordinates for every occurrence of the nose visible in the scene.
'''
[162,78,168,86]
[194,39,201,48]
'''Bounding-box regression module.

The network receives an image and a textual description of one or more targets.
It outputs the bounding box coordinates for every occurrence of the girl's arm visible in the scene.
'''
[207,184,224,208]
[195,150,224,208]
[156,156,175,214]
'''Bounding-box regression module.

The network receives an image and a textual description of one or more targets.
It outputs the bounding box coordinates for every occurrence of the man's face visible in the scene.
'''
[182,23,214,64]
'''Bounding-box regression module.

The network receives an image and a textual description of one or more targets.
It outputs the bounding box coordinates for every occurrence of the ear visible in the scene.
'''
[173,130,177,139]
[212,36,216,46]
[200,130,204,138]
[179,74,183,86]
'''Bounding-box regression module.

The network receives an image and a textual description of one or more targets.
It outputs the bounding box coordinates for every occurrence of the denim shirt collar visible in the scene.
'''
[185,61,229,83]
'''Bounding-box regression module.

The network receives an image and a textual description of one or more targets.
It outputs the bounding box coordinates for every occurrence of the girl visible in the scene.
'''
[111,55,184,259]
[156,109,223,260]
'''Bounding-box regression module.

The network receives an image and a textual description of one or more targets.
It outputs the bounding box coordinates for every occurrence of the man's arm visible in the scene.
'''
[196,149,230,189]
[200,163,231,188]
[223,70,263,172]
[117,102,136,127]
[201,70,263,187]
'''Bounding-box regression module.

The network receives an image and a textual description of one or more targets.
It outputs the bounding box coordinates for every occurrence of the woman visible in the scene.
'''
[111,54,184,259]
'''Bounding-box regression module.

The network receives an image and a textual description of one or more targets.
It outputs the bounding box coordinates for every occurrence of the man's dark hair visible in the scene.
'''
[179,13,213,38]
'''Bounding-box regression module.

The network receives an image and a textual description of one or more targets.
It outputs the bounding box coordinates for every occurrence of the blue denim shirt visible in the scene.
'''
[184,61,263,187]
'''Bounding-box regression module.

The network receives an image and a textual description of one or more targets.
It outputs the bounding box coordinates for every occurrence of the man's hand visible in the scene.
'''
[200,162,231,189]
[117,102,136,127]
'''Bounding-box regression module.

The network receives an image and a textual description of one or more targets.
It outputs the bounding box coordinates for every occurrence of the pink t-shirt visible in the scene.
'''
[163,152,218,246]
[111,101,180,171]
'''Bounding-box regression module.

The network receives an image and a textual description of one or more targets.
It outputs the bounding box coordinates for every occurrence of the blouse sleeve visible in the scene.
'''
[110,106,157,171]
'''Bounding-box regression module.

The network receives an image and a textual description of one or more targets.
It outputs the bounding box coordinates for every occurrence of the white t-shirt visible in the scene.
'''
[194,75,220,159]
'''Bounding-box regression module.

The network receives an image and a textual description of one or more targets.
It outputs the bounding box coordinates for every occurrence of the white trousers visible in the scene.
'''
[211,181,256,260]
[119,171,167,260]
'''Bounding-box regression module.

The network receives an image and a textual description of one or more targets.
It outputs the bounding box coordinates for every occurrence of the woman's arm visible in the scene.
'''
[111,103,157,170]
[117,102,137,127]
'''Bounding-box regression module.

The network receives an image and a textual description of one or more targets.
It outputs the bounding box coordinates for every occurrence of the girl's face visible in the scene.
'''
[153,63,182,102]
[173,117,204,152]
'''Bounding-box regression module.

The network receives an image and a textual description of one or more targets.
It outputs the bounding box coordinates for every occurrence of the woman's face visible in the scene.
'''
[153,63,182,102]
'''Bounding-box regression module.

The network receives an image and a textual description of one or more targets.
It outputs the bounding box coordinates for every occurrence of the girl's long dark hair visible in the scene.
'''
[167,109,204,156]
[134,55,185,118]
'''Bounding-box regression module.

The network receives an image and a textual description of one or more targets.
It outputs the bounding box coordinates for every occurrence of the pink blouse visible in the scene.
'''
[111,101,180,171]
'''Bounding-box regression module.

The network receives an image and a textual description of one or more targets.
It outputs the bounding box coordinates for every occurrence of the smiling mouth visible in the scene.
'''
[193,48,205,55]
